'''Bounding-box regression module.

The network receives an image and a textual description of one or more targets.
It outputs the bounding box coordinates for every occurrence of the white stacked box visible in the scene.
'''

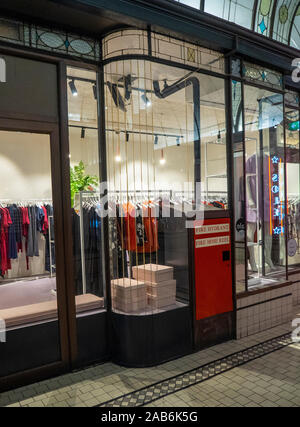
[132,264,176,309]
[111,278,147,313]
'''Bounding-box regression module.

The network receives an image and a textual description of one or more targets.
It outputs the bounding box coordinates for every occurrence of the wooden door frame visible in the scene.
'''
[0,118,74,391]
[0,45,101,391]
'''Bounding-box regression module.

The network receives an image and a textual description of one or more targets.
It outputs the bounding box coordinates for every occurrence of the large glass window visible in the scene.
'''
[67,67,106,315]
[242,85,286,290]
[104,58,227,315]
[285,91,300,269]
[204,0,255,29]
[0,131,57,324]
[232,80,247,294]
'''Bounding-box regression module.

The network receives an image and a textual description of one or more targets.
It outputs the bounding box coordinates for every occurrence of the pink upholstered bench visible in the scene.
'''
[0,294,104,328]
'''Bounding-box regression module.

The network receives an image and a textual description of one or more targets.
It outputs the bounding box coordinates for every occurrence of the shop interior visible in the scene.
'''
[235,84,300,293]
[1,58,298,330]
[103,59,227,315]
[0,131,58,328]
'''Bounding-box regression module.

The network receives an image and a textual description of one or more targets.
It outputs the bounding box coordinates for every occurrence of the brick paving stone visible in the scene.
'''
[1,306,299,408]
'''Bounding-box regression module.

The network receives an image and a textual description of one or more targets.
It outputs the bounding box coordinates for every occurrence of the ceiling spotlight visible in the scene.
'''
[92,83,97,100]
[126,132,130,142]
[107,81,126,112]
[176,137,181,147]
[115,155,121,162]
[69,79,78,97]
[154,135,158,145]
[81,127,85,139]
[141,92,151,107]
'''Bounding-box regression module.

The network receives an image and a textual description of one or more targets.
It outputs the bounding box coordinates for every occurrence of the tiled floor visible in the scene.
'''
[145,343,300,407]
[1,304,300,408]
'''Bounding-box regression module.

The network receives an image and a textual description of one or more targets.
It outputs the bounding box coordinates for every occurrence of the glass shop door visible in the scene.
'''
[243,86,286,290]
[0,126,70,385]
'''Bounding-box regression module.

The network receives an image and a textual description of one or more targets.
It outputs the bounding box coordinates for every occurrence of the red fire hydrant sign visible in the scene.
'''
[194,218,233,321]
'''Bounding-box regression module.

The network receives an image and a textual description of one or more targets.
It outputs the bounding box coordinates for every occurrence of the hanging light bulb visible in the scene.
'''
[160,149,166,165]
[115,144,121,162]
[154,135,158,145]
[176,136,181,147]
[81,127,85,139]
[217,130,221,141]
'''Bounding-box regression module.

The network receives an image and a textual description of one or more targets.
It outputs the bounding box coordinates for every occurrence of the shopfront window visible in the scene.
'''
[242,85,286,290]
[285,91,300,269]
[0,131,57,324]
[104,58,227,314]
[67,66,106,315]
[232,80,247,293]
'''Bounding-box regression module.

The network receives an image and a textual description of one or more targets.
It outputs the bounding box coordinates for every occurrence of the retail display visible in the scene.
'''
[72,197,104,297]
[133,264,176,309]
[132,264,173,282]
[111,277,147,313]
[0,201,54,279]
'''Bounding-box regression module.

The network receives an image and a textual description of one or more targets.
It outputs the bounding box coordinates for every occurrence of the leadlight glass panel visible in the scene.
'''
[290,5,300,49]
[0,17,100,62]
[102,30,148,60]
[242,62,283,90]
[204,0,255,29]
[151,32,225,74]
[272,0,299,45]
[255,0,276,36]
[285,90,300,109]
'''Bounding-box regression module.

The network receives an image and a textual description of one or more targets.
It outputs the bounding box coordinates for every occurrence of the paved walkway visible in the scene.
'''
[1,305,299,408]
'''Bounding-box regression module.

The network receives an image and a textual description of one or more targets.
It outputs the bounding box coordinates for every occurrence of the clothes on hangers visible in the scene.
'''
[72,204,103,297]
[0,202,53,277]
[121,201,159,253]
[0,208,12,276]
[44,204,55,273]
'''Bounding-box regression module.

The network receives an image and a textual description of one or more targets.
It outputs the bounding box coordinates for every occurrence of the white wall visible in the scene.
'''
[0,131,52,199]
[106,134,227,194]
[69,126,100,178]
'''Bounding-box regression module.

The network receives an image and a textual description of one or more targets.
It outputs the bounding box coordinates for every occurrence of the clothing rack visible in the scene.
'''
[0,199,54,284]
[0,199,52,204]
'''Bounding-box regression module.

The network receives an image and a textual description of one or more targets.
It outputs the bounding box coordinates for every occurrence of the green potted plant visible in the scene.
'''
[70,161,99,208]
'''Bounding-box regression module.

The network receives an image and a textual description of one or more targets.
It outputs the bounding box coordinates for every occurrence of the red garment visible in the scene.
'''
[122,203,137,252]
[42,206,49,234]
[0,207,12,275]
[141,204,159,253]
[20,207,30,238]
[122,202,159,253]
[20,207,30,270]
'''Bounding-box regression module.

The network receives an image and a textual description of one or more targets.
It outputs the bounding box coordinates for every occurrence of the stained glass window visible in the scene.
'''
[290,4,300,49]
[242,61,283,90]
[174,0,300,49]
[254,0,276,36]
[0,17,100,62]
[272,0,299,45]
[204,0,255,29]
